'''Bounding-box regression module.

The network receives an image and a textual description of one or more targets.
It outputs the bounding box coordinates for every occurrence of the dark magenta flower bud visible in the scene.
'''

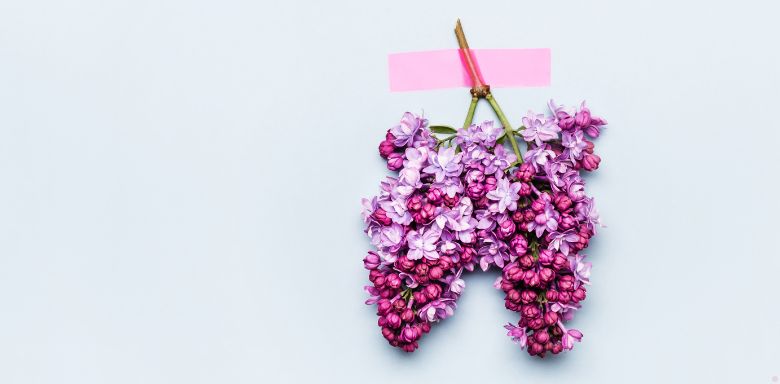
[553,254,568,271]
[371,208,392,226]
[530,341,545,356]
[369,270,386,286]
[400,326,421,343]
[413,291,428,305]
[584,140,595,154]
[507,289,521,303]
[518,182,532,197]
[534,330,550,344]
[524,270,540,287]
[531,199,546,213]
[380,288,395,298]
[400,308,414,323]
[406,194,423,211]
[401,342,418,352]
[381,327,395,341]
[424,284,442,300]
[509,235,528,256]
[554,194,573,212]
[520,290,537,304]
[437,255,453,270]
[518,255,534,269]
[528,317,545,330]
[575,108,591,127]
[538,249,554,266]
[363,252,381,270]
[545,289,559,303]
[414,263,429,277]
[428,266,444,280]
[418,203,436,222]
[582,153,601,171]
[572,287,587,302]
[396,256,416,272]
[386,273,401,289]
[442,194,460,207]
[522,304,541,319]
[497,218,516,239]
[377,299,393,315]
[514,162,535,182]
[504,265,524,282]
[558,275,575,291]
[584,121,602,138]
[378,140,395,158]
[558,291,571,304]
[426,188,443,204]
[558,116,575,130]
[500,279,514,292]
[466,183,486,199]
[392,298,406,311]
[387,152,403,171]
[539,268,556,284]
[460,246,476,263]
[558,214,576,230]
[544,311,559,326]
[385,313,402,329]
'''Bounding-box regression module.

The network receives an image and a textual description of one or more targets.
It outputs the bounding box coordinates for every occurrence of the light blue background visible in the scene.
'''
[1,0,779,383]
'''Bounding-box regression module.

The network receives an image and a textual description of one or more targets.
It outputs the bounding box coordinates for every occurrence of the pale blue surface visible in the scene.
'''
[1,0,779,383]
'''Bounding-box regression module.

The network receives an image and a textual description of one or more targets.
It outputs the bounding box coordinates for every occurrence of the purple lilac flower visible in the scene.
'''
[505,323,528,348]
[520,111,561,145]
[446,268,466,294]
[562,130,588,161]
[475,120,504,147]
[569,254,591,284]
[523,144,556,171]
[486,178,521,213]
[406,225,442,260]
[377,223,405,252]
[547,230,580,256]
[379,197,412,225]
[419,298,457,322]
[423,146,463,182]
[527,200,559,237]
[398,147,429,186]
[390,112,426,147]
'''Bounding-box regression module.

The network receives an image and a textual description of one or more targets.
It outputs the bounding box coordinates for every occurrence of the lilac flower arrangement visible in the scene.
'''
[361,21,607,358]
[362,99,606,357]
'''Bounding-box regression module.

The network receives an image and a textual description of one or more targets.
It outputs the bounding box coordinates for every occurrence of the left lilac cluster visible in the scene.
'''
[361,101,606,357]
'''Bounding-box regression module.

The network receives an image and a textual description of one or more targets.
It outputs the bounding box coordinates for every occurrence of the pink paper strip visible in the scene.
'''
[388,48,551,92]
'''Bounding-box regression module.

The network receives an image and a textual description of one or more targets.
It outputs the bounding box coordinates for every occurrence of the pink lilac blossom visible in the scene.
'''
[362,100,607,357]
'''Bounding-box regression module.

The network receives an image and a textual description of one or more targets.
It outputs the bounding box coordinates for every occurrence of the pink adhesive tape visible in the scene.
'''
[388,48,551,92]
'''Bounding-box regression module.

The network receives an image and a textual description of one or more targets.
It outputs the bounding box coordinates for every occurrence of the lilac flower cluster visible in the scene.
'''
[362,101,606,357]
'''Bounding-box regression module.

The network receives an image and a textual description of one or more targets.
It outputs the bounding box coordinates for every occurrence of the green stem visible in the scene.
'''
[486,92,523,164]
[463,96,478,129]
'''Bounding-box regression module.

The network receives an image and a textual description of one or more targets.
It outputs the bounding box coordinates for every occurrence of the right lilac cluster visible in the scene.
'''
[499,100,605,357]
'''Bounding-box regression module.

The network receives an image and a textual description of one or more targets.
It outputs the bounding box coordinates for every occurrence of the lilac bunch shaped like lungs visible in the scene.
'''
[362,100,605,357]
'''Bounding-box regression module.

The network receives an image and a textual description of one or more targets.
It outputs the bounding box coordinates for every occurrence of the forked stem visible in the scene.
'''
[463,96,478,128]
[454,20,523,163]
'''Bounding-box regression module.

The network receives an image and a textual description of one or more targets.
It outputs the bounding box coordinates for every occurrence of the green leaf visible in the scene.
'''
[429,125,458,134]
[496,133,506,145]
